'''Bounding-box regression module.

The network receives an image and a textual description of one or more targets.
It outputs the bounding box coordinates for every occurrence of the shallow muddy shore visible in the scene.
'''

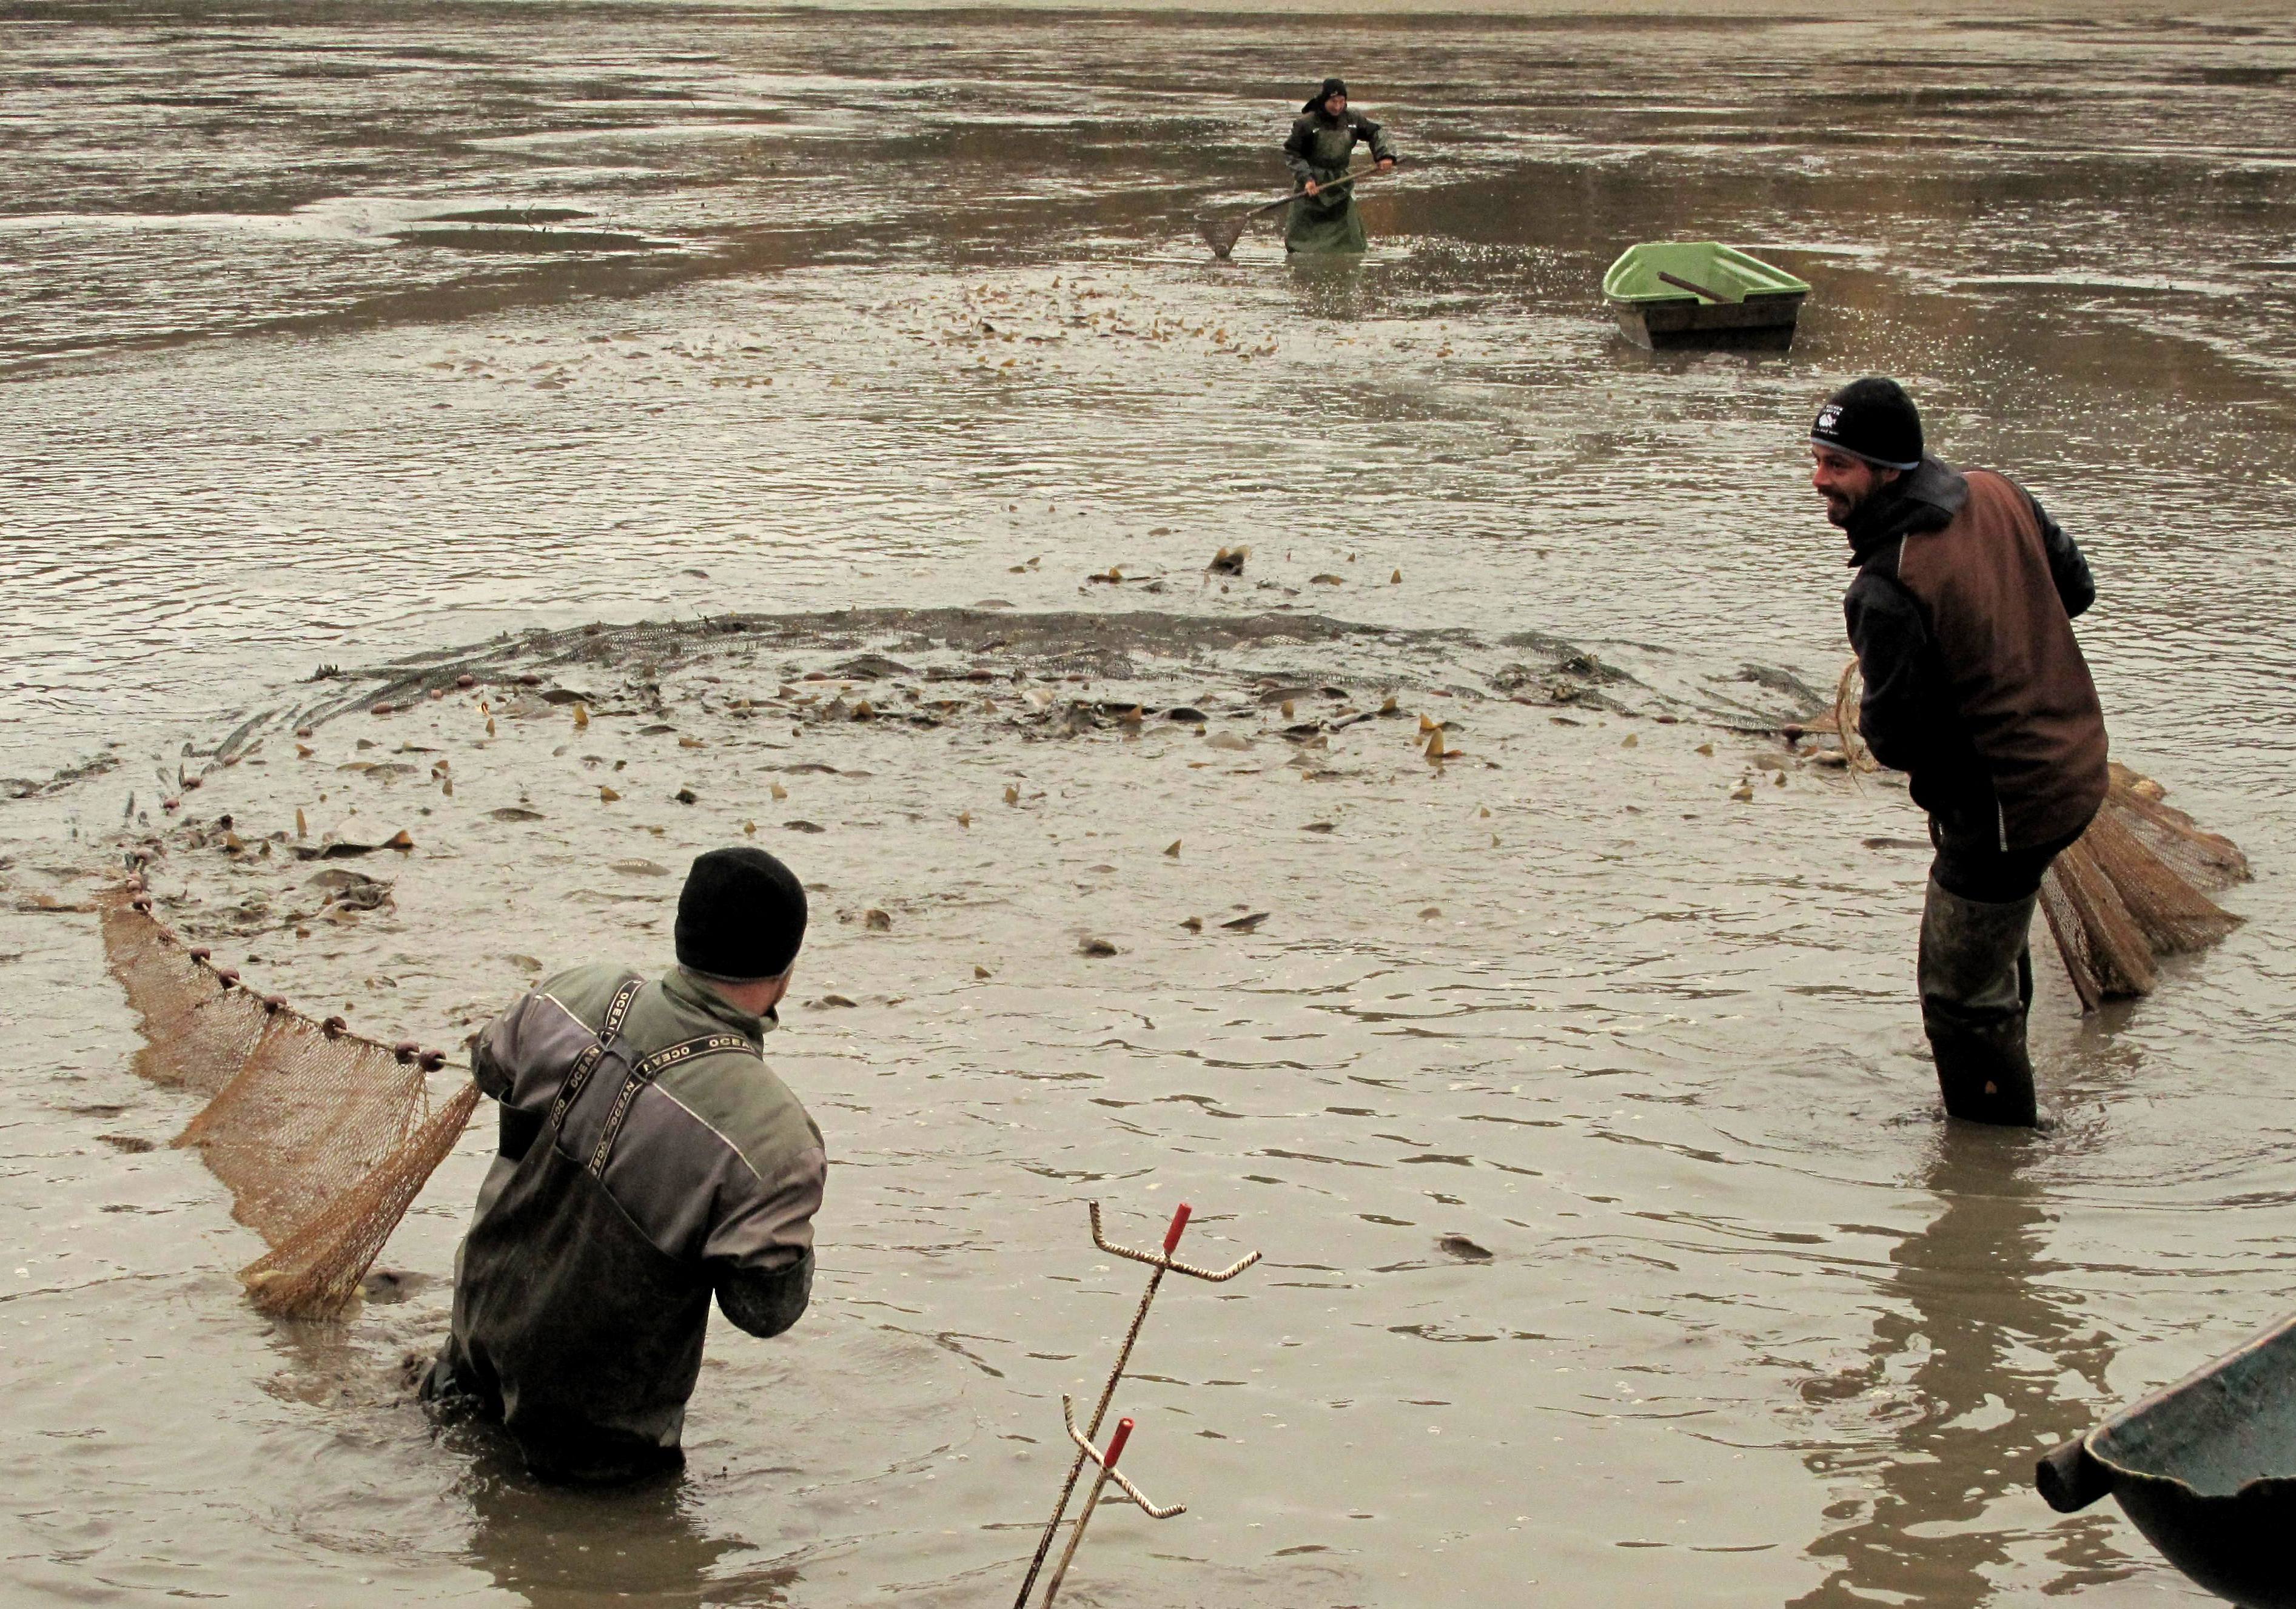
[5,4,2296,1606]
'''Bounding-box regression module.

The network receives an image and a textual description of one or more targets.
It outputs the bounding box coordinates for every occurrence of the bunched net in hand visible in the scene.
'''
[237,1084,478,1318]
[2038,765,2249,1011]
[102,885,478,1318]
[1830,660,2247,1011]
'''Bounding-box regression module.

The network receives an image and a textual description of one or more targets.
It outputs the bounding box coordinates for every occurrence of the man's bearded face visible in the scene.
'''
[1811,446,1893,529]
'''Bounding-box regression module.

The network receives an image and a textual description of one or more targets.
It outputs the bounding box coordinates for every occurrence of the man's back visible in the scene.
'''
[1898,468,2109,844]
[428,962,824,1481]
[1845,458,2108,853]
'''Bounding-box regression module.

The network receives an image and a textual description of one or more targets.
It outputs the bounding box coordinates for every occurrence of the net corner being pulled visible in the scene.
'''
[103,879,485,1322]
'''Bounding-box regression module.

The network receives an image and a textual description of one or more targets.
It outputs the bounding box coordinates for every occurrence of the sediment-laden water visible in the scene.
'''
[4,4,2295,1605]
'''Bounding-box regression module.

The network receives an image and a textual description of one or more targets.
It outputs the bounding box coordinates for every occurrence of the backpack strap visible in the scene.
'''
[586,1031,756,1178]
[546,975,645,1132]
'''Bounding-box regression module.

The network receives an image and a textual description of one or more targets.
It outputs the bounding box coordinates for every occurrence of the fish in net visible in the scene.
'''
[102,881,477,1318]
[1828,663,2248,1010]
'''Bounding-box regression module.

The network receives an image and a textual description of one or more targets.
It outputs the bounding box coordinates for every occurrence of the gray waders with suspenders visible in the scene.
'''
[437,976,759,1482]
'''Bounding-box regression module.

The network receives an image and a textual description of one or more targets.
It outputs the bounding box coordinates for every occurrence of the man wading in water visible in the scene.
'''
[423,847,826,1481]
[1283,77,1397,254]
[1812,378,2108,1127]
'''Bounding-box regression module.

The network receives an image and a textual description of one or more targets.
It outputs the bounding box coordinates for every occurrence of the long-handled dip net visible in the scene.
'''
[101,875,477,1318]
[1197,166,1387,260]
[1818,665,2249,1009]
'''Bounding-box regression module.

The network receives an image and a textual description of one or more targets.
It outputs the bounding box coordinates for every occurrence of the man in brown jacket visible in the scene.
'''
[1811,378,2109,1125]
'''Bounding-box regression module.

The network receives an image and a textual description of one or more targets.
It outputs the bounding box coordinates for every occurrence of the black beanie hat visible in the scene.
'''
[676,847,807,983]
[1302,77,1349,113]
[1810,377,1924,471]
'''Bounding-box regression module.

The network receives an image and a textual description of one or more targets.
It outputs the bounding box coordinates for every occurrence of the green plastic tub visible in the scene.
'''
[1602,242,1811,352]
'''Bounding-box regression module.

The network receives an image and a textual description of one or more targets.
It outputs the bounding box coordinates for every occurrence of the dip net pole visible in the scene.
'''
[101,874,477,1318]
[1197,166,1388,260]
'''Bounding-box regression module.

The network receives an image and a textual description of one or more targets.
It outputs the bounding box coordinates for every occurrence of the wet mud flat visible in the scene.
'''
[3,606,2282,1606]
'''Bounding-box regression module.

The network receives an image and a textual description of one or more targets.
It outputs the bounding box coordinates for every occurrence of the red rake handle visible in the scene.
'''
[1163,1203,1192,1255]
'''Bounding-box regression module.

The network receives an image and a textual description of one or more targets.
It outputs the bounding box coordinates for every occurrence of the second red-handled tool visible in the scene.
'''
[1011,1201,1260,1608]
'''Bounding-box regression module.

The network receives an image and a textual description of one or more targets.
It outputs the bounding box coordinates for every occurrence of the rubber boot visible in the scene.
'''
[1916,878,2041,1126]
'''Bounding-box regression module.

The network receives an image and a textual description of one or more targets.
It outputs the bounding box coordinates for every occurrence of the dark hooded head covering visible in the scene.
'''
[676,847,807,983]
[1811,377,1924,471]
[1302,76,1348,113]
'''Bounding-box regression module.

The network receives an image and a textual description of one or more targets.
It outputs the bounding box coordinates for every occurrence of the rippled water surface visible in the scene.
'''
[4,4,2295,1605]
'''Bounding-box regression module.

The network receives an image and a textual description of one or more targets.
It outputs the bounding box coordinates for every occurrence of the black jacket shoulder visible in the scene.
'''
[1996,474,2095,619]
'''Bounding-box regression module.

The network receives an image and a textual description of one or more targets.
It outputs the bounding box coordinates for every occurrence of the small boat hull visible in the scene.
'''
[1602,241,1811,352]
[2038,1310,2296,1608]
[2114,1474,2296,1608]
[1610,292,1805,352]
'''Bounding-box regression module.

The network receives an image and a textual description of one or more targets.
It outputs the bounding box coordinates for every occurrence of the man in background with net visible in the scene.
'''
[1810,378,2108,1127]
[423,847,825,1482]
[1283,77,1396,254]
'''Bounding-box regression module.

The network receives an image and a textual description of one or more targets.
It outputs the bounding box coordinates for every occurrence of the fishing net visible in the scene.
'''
[2103,766,2250,894]
[235,1087,478,1318]
[2038,767,2247,1010]
[1818,660,1878,776]
[101,898,275,1097]
[1198,212,1255,261]
[1828,661,2247,1010]
[2039,829,2158,1005]
[102,882,477,1318]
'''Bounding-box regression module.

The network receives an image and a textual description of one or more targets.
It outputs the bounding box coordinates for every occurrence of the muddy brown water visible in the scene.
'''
[5,4,2296,1605]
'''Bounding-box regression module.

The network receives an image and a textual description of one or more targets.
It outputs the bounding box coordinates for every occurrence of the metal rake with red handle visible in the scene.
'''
[1040,1402,1186,1604]
[1011,1201,1260,1607]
